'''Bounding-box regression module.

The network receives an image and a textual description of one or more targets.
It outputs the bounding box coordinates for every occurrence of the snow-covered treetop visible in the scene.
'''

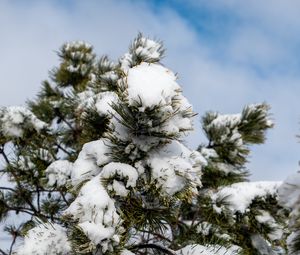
[120,33,164,71]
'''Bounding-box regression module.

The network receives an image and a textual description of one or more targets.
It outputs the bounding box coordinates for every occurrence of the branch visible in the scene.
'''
[62,118,75,132]
[130,243,175,255]
[0,187,16,192]
[55,142,72,157]
[4,202,60,221]
[8,228,20,255]
[0,145,10,165]
[0,248,8,255]
[36,185,41,212]
[139,229,172,243]
[5,205,36,217]
[60,191,70,206]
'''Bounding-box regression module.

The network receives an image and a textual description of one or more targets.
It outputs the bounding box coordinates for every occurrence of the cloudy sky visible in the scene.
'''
[0,0,300,182]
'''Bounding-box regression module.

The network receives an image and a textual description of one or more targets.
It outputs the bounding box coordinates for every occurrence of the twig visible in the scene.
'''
[60,191,70,206]
[130,243,175,255]
[8,231,17,255]
[55,143,72,157]
[0,187,16,192]
[0,145,10,165]
[139,229,172,243]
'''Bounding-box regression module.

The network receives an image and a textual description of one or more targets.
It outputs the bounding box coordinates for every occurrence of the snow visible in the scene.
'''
[64,41,92,51]
[100,71,118,81]
[205,104,273,154]
[120,53,132,71]
[120,37,163,71]
[175,244,241,255]
[251,234,278,255]
[135,37,162,60]
[196,221,212,236]
[65,175,121,252]
[80,139,111,166]
[200,148,218,159]
[71,139,111,185]
[245,103,274,127]
[110,180,129,197]
[101,162,138,186]
[46,160,73,187]
[191,150,208,167]
[160,105,194,134]
[146,141,202,196]
[205,112,244,150]
[16,223,71,255]
[0,106,47,138]
[77,221,117,247]
[214,162,240,175]
[210,113,241,129]
[278,172,300,253]
[278,172,300,209]
[125,63,180,108]
[212,181,281,214]
[101,162,138,197]
[77,90,95,109]
[76,91,119,118]
[287,231,300,254]
[255,210,283,240]
[71,157,99,186]
[62,41,95,76]
[95,91,119,116]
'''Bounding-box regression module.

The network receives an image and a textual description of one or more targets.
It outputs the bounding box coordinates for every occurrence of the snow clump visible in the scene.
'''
[17,223,71,255]
[0,106,47,138]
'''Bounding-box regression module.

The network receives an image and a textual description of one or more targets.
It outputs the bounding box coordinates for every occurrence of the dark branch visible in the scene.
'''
[130,243,175,255]
[0,187,16,192]
[0,248,8,255]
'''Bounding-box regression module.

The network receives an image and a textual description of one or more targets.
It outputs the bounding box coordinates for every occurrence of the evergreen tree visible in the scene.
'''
[0,34,288,255]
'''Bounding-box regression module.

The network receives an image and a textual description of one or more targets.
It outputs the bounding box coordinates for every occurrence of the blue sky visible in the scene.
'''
[0,0,300,184]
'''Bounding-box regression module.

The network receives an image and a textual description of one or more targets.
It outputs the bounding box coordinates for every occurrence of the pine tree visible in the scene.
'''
[0,34,288,255]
